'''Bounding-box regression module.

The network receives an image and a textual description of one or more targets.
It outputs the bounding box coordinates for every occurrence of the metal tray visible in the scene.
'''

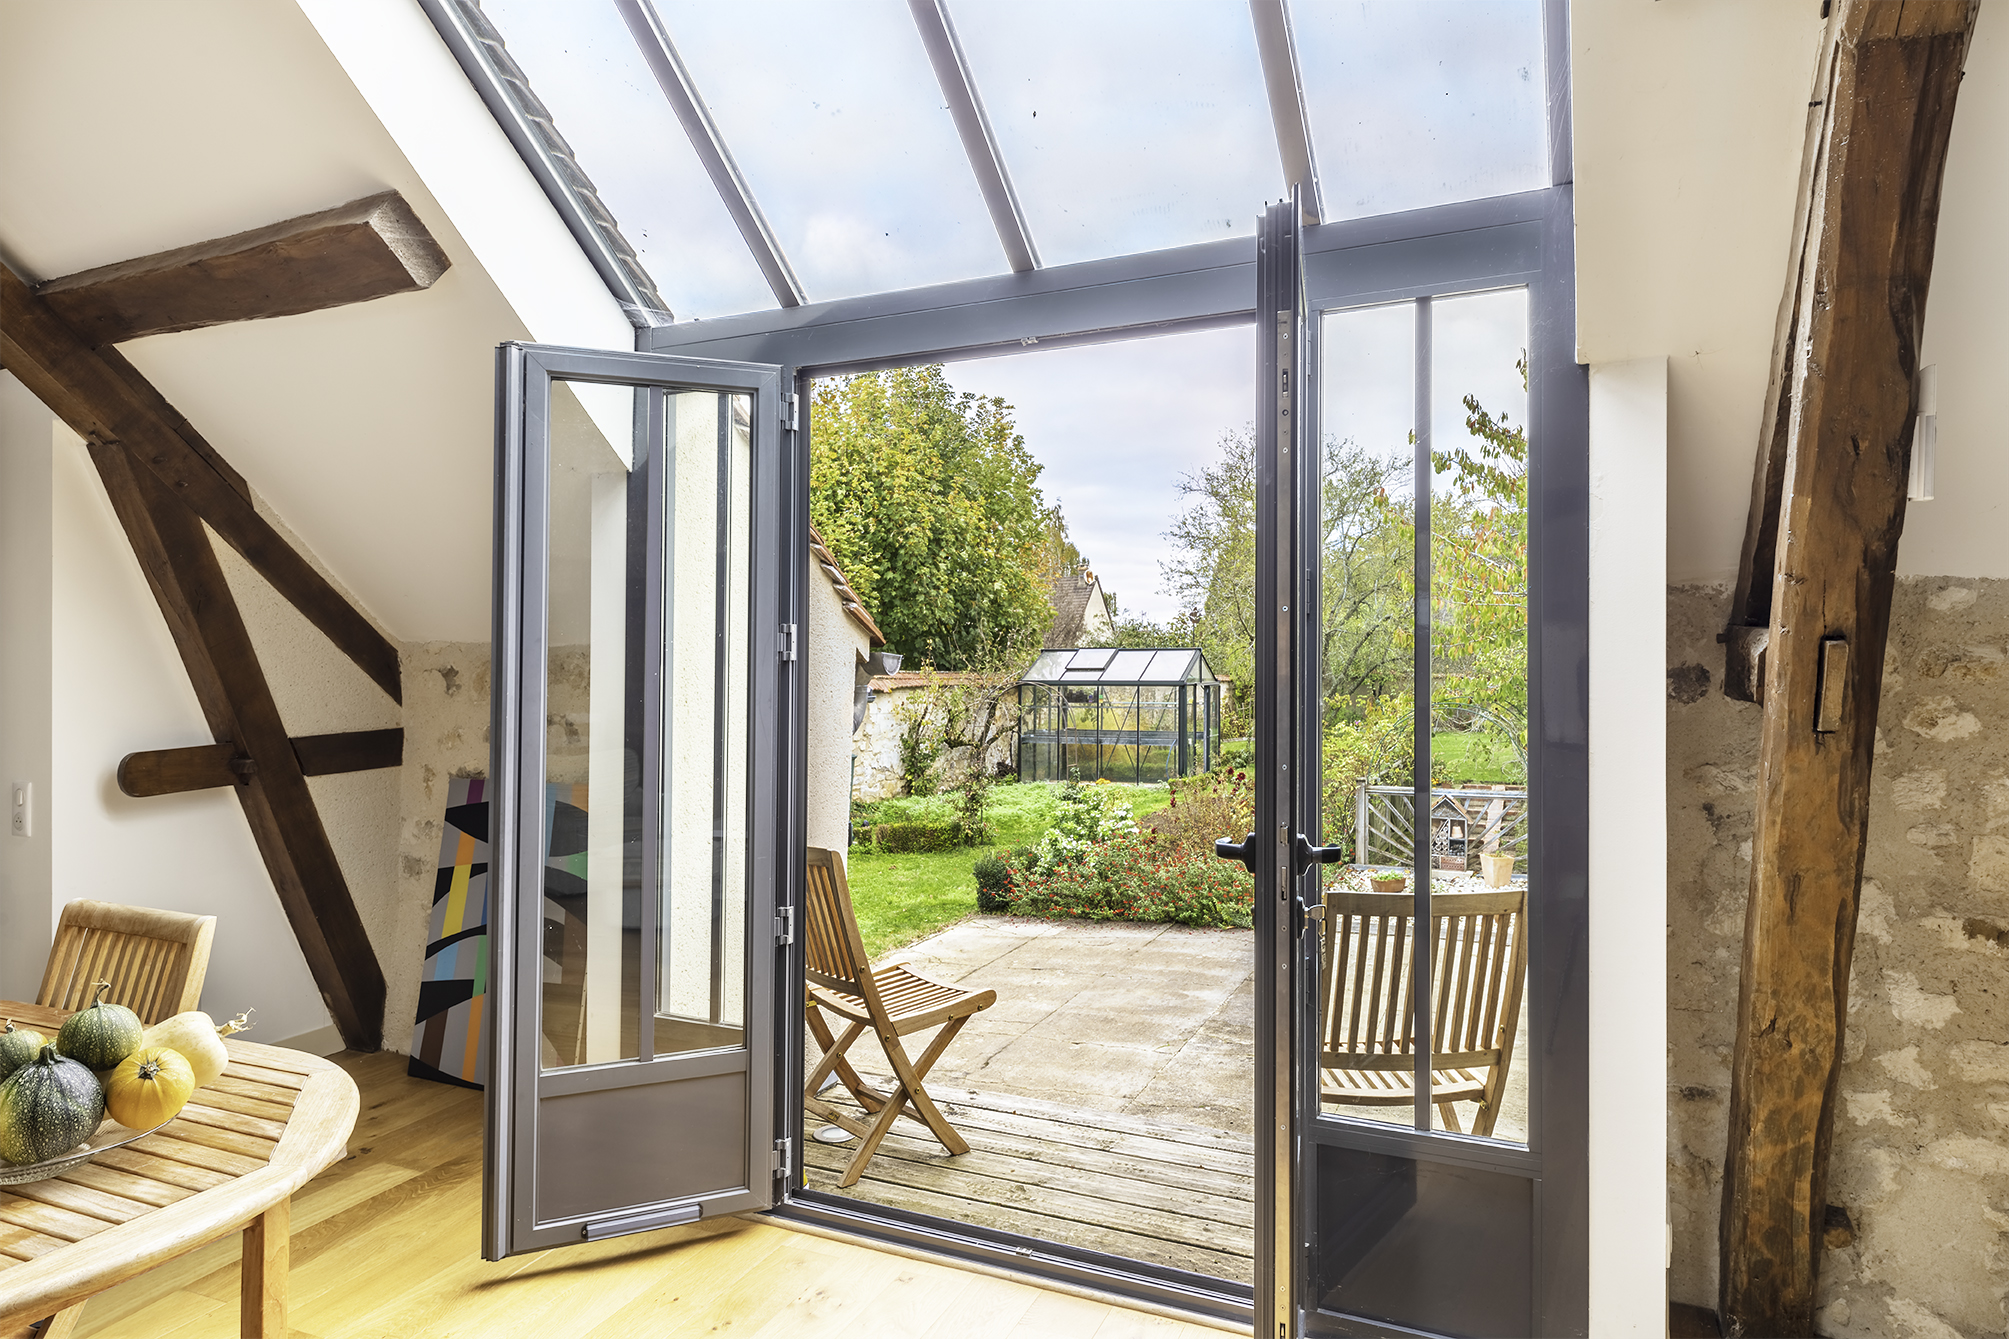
[0,1115,172,1186]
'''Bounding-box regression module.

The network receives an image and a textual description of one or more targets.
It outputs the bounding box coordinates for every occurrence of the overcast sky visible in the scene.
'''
[485,0,1546,621]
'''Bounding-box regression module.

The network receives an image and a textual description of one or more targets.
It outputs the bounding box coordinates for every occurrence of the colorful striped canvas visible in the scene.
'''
[408,777,492,1088]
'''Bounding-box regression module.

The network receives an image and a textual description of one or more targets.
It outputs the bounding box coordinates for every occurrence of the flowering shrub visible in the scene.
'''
[1030,778,1138,872]
[1005,832,1253,929]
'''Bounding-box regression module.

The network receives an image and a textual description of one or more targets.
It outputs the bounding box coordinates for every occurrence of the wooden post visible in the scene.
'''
[240,1198,290,1339]
[90,443,386,1051]
[1718,5,1979,1335]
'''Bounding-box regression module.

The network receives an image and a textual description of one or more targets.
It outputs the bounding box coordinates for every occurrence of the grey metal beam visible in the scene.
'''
[905,0,1041,273]
[614,0,808,308]
[1250,0,1325,225]
[645,190,1549,374]
[1543,0,1574,186]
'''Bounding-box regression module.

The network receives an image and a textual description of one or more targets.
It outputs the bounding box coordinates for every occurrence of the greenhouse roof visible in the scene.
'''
[459,0,1558,323]
[1021,647,1217,687]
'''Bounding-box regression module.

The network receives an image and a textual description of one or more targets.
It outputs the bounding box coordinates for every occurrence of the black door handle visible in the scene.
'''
[1293,832,1347,877]
[1214,832,1258,872]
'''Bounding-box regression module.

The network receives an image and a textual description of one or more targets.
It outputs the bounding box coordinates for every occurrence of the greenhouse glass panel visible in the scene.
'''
[1014,647,1217,783]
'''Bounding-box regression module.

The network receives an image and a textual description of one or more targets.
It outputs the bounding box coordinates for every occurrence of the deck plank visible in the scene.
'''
[804,1087,1255,1284]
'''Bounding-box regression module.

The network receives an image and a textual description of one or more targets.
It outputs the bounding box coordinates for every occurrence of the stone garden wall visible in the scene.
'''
[1668,580,2009,1338]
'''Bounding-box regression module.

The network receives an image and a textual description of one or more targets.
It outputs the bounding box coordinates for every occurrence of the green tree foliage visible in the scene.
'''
[811,366,1056,669]
[1162,428,1409,733]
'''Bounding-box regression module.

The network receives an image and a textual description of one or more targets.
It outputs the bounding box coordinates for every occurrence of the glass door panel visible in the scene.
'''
[488,344,784,1260]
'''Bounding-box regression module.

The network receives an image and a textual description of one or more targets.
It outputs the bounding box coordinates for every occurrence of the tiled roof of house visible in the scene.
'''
[810,525,886,646]
[461,1,671,320]
[1042,566,1104,649]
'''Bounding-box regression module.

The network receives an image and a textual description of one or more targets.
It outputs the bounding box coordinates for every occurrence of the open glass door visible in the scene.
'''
[485,343,786,1257]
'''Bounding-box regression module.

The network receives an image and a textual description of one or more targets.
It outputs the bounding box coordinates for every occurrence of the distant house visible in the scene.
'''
[1042,561,1115,649]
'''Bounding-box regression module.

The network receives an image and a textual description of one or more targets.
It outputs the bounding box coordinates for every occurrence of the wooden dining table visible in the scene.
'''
[0,1000,358,1339]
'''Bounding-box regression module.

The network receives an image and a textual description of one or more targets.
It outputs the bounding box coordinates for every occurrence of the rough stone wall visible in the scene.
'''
[388,641,491,1054]
[1669,580,2009,1339]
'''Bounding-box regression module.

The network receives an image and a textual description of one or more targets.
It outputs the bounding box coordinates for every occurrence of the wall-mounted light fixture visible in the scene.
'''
[1909,364,1938,502]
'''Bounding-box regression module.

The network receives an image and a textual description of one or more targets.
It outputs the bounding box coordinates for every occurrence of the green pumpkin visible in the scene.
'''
[0,1021,45,1082]
[55,982,143,1072]
[0,1044,105,1164]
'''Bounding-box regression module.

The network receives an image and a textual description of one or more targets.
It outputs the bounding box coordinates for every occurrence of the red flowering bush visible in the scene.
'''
[1003,831,1254,929]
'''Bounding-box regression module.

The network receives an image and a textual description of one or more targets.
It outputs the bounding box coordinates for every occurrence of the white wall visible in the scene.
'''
[0,375,53,1000]
[807,561,867,853]
[1586,357,1670,1337]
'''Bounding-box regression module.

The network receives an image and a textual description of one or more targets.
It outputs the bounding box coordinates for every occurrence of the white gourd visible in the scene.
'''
[140,1009,252,1089]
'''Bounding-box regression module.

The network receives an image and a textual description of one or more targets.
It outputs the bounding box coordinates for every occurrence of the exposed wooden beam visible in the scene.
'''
[36,192,449,346]
[118,728,405,798]
[90,441,386,1051]
[0,261,403,702]
[1719,5,1979,1336]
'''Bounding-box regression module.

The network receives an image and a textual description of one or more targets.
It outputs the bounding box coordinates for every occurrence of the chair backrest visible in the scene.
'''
[803,848,883,1012]
[1318,885,1526,1072]
[38,899,217,1024]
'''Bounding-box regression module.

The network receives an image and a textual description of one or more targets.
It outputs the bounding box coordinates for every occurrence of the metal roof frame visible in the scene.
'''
[907,0,1041,273]
[1250,0,1324,224]
[614,0,808,309]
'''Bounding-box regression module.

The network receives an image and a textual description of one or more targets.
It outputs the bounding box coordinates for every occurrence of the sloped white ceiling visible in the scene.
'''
[1574,0,2009,584]
[0,0,625,641]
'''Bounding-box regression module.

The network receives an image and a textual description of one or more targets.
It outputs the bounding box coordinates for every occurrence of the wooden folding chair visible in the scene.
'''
[1317,885,1527,1136]
[801,846,996,1187]
[37,899,217,1025]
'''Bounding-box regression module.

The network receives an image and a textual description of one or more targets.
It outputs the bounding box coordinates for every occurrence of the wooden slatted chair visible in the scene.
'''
[37,899,217,1025]
[1317,885,1527,1136]
[801,846,996,1187]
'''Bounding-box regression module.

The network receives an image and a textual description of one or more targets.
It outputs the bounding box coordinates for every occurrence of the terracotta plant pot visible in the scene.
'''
[1368,876,1406,893]
[1481,852,1516,888]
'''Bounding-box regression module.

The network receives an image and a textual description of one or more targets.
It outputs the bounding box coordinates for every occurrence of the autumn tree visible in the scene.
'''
[810,366,1056,669]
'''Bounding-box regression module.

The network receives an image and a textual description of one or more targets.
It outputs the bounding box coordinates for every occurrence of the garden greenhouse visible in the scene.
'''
[1015,647,1221,784]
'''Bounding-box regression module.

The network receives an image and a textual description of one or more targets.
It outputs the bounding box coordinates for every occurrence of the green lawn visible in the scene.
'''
[845,781,1173,957]
[1430,731,1523,786]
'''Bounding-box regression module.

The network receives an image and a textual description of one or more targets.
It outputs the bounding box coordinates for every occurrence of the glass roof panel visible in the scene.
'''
[481,0,777,319]
[654,0,1007,302]
[1294,1,1548,221]
[1108,650,1160,680]
[1022,651,1070,681]
[1147,649,1198,681]
[1069,648,1116,670]
[948,0,1283,268]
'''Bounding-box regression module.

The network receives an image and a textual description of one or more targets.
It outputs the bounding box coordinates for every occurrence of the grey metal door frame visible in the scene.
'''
[486,343,787,1259]
[637,186,1586,1332]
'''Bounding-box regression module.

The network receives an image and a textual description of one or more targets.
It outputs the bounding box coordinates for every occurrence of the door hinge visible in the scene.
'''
[781,392,799,430]
[770,1136,794,1179]
[779,623,798,661]
[775,906,794,945]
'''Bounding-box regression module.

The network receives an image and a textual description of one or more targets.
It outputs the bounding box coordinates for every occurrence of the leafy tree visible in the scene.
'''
[1161,428,1409,733]
[891,665,1026,841]
[810,366,1056,669]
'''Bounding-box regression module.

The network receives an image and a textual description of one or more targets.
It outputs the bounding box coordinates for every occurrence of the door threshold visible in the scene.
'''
[766,1191,1252,1334]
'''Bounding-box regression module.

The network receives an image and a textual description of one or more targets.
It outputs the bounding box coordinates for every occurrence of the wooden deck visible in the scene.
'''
[803,1084,1256,1284]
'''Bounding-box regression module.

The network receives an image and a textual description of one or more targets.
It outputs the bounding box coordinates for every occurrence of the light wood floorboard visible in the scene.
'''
[64,1052,1229,1339]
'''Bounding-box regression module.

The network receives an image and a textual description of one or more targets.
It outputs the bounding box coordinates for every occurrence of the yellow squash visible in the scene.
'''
[102,1046,196,1130]
[140,1009,253,1089]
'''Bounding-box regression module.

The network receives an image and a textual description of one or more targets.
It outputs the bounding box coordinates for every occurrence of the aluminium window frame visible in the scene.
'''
[637,183,1588,1333]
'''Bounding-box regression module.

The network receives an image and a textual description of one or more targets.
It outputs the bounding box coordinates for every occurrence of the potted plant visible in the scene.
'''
[1368,873,1406,894]
[1481,852,1516,887]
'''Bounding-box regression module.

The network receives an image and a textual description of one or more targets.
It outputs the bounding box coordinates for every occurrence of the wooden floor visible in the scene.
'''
[805,1085,1255,1284]
[62,1052,1230,1339]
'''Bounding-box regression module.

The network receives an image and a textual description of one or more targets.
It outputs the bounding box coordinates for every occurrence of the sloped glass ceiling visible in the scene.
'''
[480,0,1551,320]
[656,0,1005,303]
[1295,1,1547,220]
[948,0,1283,267]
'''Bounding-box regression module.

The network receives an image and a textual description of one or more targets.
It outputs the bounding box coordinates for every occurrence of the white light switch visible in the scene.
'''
[10,783,29,838]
